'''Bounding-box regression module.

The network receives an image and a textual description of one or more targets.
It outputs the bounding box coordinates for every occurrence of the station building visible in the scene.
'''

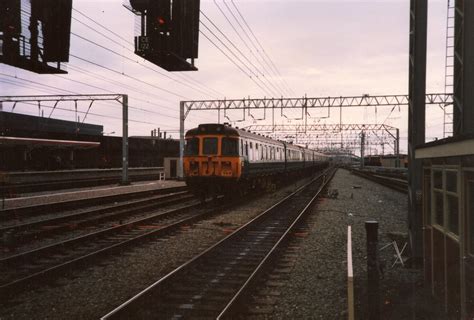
[417,136,474,317]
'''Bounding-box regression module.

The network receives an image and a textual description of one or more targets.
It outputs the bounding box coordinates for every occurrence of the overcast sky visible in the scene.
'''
[0,0,450,154]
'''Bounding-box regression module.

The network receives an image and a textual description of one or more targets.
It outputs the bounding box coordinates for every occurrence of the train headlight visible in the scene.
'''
[222,170,233,176]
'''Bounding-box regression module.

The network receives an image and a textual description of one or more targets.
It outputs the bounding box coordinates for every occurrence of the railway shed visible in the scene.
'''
[0,111,179,170]
[416,135,474,317]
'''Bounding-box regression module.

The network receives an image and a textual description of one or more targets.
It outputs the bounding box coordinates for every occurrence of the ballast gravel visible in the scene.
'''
[252,168,451,320]
[0,177,310,320]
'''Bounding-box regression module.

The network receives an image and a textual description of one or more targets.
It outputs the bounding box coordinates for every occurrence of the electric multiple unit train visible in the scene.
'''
[183,123,329,198]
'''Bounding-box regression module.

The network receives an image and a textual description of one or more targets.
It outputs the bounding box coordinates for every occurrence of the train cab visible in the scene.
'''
[183,124,243,193]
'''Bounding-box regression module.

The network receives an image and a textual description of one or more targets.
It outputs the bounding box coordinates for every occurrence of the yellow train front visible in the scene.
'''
[183,123,329,199]
[183,124,243,199]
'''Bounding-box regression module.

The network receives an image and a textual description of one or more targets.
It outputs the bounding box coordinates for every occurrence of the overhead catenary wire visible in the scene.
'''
[200,12,280,97]
[228,0,296,96]
[0,80,186,132]
[0,73,180,120]
[17,9,193,103]
[0,78,74,94]
[0,79,69,96]
[69,54,188,100]
[5,8,228,129]
[1,72,77,95]
[51,75,178,118]
[1,71,171,118]
[69,34,195,100]
[0,98,162,126]
[1,71,216,124]
[8,64,166,115]
[9,5,294,126]
[20,7,223,100]
[60,65,218,122]
[70,29,217,99]
[1,71,154,115]
[213,0,287,96]
[1,43,218,122]
[199,31,271,97]
[66,65,177,110]
[222,0,288,96]
[200,22,277,97]
[72,7,131,44]
[72,8,225,98]
[20,5,271,104]
[201,13,282,97]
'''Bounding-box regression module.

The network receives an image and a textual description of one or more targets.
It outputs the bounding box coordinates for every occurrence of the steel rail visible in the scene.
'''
[0,191,192,244]
[217,168,337,318]
[101,167,335,319]
[0,186,188,220]
[1,173,162,195]
[351,169,408,194]
[0,201,204,295]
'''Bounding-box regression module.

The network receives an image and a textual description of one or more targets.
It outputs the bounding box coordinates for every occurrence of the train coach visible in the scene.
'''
[183,123,329,199]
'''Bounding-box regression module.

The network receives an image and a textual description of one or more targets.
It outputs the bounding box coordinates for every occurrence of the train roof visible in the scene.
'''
[186,123,281,145]
[186,124,239,137]
[185,123,327,156]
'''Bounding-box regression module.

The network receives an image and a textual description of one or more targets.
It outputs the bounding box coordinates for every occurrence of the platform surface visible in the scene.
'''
[0,180,186,210]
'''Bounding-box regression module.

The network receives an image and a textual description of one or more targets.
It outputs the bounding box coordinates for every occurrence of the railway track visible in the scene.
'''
[0,186,187,221]
[351,169,408,194]
[0,191,193,246]
[0,168,164,195]
[101,167,336,320]
[0,198,217,297]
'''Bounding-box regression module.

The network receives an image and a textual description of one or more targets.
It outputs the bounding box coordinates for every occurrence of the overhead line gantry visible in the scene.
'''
[178,93,453,177]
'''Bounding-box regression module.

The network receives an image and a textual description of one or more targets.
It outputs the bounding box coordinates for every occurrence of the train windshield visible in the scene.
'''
[185,138,199,156]
[222,137,239,156]
[203,137,218,155]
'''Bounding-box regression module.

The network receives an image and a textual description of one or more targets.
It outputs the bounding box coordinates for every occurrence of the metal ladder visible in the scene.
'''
[443,0,455,138]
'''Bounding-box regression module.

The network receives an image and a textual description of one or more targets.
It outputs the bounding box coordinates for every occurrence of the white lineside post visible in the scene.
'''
[347,225,355,320]
[360,131,365,169]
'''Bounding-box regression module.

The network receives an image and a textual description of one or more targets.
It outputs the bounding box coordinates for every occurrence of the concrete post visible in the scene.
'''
[395,128,400,168]
[178,101,185,180]
[360,131,365,169]
[121,95,129,185]
[408,0,427,262]
[366,221,380,320]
